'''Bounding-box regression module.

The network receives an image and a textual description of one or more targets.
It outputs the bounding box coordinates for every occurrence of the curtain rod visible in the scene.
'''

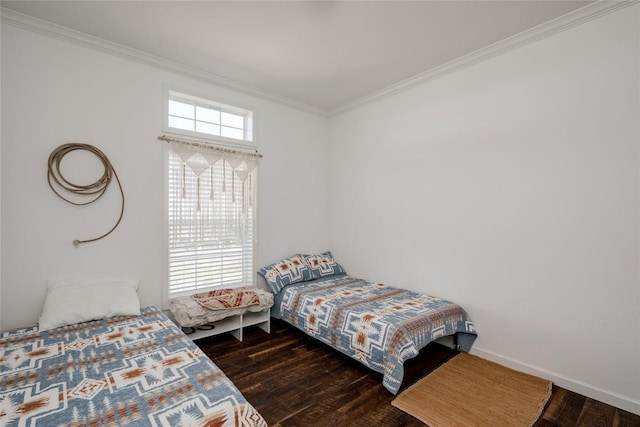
[158,135,263,158]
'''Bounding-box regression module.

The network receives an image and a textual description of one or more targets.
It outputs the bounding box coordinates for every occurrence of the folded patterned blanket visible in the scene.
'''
[170,288,273,328]
[191,287,261,311]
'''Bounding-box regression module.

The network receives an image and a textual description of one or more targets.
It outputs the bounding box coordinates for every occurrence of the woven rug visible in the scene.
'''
[392,352,552,427]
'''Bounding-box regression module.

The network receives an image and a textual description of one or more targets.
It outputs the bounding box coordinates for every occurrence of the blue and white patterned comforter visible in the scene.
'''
[272,274,477,394]
[0,306,267,426]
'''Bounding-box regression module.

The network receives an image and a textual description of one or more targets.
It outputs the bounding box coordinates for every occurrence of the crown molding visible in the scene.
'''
[0,7,327,117]
[330,0,638,116]
[1,1,636,118]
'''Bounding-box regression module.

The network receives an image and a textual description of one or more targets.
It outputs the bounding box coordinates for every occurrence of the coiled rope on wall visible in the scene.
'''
[47,143,125,246]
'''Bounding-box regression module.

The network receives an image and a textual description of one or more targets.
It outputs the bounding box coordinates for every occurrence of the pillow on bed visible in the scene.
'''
[303,251,346,279]
[257,255,314,294]
[38,278,141,331]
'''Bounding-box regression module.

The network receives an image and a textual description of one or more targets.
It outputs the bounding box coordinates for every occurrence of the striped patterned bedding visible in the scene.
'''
[0,306,267,426]
[272,274,477,394]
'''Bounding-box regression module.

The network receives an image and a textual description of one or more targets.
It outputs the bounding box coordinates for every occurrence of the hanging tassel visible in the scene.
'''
[196,176,201,211]
[232,172,236,203]
[242,180,246,213]
[222,159,227,193]
[182,163,186,198]
[210,167,214,201]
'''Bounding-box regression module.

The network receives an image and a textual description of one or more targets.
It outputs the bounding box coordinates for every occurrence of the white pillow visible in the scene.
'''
[39,278,141,331]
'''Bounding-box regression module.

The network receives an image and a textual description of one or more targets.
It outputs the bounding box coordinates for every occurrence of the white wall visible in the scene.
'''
[329,5,639,414]
[2,3,639,416]
[0,23,330,329]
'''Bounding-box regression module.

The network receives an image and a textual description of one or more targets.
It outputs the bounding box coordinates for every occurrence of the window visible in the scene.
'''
[164,94,259,297]
[166,90,254,145]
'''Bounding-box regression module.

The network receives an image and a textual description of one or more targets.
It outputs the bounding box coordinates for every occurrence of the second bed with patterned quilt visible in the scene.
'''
[259,252,477,395]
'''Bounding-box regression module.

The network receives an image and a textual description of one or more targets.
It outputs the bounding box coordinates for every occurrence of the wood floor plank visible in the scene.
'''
[197,319,640,427]
[577,398,617,426]
[614,409,640,427]
[541,387,570,421]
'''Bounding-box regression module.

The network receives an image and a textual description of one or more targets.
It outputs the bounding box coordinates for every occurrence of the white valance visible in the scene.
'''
[159,134,261,246]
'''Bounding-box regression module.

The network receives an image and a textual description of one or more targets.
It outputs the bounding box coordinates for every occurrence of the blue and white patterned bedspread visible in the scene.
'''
[0,306,267,426]
[272,275,477,394]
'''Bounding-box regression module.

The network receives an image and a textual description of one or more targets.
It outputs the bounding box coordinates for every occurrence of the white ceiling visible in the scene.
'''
[2,1,595,113]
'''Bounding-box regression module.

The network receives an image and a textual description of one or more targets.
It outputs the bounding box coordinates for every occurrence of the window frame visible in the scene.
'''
[162,87,257,149]
[161,87,259,308]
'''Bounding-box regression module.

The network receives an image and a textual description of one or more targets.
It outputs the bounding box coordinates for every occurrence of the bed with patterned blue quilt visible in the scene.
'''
[259,252,477,395]
[0,306,267,426]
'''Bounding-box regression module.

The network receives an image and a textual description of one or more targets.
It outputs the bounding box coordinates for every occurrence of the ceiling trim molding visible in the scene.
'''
[0,7,327,117]
[1,1,636,117]
[330,0,638,116]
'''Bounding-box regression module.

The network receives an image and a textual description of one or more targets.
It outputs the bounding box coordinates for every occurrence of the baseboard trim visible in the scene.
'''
[470,347,640,416]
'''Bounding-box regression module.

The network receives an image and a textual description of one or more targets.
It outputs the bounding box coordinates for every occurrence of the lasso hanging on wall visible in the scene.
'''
[47,143,125,246]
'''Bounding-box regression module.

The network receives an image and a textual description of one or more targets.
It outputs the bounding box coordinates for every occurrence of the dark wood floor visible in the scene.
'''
[196,319,640,427]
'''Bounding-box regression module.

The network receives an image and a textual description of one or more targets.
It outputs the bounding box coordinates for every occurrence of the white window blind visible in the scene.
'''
[165,137,260,297]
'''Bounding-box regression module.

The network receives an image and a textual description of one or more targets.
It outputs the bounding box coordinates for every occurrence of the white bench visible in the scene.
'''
[169,288,274,341]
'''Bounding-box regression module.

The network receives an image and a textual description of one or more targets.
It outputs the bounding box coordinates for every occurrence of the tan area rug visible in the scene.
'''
[392,353,552,427]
